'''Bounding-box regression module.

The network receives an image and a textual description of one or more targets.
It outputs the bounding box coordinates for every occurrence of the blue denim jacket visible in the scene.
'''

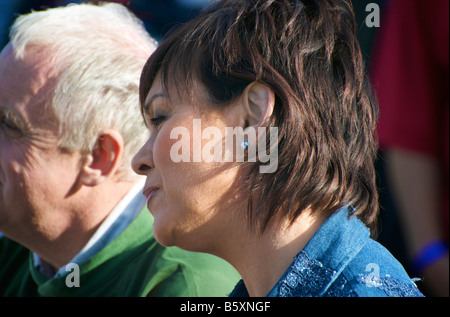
[230,207,424,297]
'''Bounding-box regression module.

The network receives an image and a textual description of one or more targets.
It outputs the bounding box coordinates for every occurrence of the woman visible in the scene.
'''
[132,0,424,297]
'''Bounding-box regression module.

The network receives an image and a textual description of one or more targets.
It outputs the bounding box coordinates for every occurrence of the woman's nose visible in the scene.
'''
[132,140,154,175]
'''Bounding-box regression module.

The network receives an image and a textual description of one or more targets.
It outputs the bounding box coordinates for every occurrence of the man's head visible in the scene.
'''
[0,3,156,241]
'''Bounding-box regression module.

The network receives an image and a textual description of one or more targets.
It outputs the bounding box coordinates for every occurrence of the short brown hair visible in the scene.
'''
[140,0,379,235]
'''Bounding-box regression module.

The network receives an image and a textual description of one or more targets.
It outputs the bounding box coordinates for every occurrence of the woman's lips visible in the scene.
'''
[143,186,159,205]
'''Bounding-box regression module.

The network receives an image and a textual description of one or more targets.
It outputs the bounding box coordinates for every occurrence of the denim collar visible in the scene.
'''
[230,207,369,297]
[302,206,369,278]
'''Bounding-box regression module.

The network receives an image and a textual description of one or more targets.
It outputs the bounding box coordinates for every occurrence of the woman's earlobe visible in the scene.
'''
[244,119,250,130]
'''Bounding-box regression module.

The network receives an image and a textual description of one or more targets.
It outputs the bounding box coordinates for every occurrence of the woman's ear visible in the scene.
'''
[241,82,275,128]
[79,129,124,186]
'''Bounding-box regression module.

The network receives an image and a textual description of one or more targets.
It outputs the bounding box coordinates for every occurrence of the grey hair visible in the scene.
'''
[9,2,157,178]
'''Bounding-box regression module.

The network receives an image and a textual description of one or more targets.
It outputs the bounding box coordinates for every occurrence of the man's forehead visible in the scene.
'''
[2,45,54,87]
[0,44,58,124]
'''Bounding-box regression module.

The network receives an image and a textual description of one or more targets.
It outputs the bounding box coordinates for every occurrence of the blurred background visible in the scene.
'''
[0,0,448,296]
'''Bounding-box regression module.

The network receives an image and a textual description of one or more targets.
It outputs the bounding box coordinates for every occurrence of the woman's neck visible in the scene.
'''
[224,210,327,297]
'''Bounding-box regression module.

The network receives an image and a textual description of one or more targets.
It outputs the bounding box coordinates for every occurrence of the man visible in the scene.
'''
[0,2,239,296]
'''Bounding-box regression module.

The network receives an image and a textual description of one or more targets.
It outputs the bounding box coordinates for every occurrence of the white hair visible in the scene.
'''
[9,2,157,178]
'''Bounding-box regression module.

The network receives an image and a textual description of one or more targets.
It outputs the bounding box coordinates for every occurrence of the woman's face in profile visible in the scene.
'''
[132,74,247,251]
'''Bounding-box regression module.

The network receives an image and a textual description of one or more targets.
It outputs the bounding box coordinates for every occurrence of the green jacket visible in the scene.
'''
[0,208,240,297]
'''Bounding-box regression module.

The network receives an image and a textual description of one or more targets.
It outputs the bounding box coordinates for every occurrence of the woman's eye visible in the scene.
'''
[149,115,166,128]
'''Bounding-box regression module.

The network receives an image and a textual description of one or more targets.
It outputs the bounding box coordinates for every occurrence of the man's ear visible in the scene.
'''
[79,129,124,186]
[241,82,275,129]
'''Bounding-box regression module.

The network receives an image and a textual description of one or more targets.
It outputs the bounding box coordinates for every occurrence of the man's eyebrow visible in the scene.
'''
[0,106,22,123]
[0,106,30,134]
[143,93,167,116]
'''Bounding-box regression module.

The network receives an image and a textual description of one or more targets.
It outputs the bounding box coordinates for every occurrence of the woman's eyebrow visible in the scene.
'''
[143,93,167,117]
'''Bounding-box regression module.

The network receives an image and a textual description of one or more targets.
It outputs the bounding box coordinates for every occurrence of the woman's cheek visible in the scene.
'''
[153,126,175,168]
